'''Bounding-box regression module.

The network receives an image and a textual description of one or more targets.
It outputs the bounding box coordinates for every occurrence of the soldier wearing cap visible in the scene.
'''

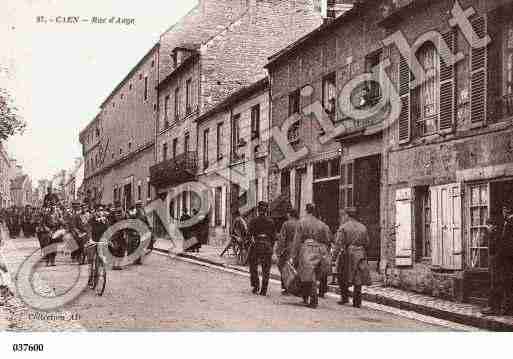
[248,201,276,296]
[334,208,371,308]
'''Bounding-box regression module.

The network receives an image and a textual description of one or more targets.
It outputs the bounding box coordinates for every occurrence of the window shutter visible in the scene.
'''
[430,183,463,269]
[210,188,215,227]
[395,188,413,266]
[430,186,442,267]
[439,30,456,132]
[398,55,411,143]
[470,15,488,126]
[446,184,463,270]
[221,186,226,227]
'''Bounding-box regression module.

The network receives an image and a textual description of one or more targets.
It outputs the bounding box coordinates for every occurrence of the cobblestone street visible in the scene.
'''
[0,235,467,331]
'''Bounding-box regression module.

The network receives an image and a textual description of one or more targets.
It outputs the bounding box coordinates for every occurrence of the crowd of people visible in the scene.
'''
[0,187,153,269]
[231,201,371,309]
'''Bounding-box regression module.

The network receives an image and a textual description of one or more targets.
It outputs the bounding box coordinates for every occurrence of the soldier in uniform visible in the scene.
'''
[248,201,276,296]
[334,208,371,308]
[291,204,332,308]
[276,208,299,295]
[43,187,60,208]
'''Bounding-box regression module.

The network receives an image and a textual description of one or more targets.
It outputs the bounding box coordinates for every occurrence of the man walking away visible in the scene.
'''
[248,201,276,296]
[291,204,332,308]
[334,208,371,308]
[276,208,299,295]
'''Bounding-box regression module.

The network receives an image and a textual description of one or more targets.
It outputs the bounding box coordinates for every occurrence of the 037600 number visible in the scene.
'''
[12,344,44,352]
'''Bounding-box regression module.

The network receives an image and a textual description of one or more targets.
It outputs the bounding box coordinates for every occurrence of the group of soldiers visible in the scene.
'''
[232,201,371,309]
[0,187,153,268]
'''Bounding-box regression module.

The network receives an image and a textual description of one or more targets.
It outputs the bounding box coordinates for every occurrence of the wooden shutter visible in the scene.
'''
[210,188,215,227]
[430,186,442,267]
[439,30,456,132]
[430,183,463,269]
[395,188,413,266]
[398,55,411,143]
[470,15,488,126]
[221,186,226,227]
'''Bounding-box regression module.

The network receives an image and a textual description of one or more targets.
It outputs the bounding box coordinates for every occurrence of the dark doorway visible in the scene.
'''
[313,179,339,234]
[354,154,381,262]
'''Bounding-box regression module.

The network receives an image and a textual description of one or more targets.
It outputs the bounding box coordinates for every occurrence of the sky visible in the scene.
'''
[0,0,197,183]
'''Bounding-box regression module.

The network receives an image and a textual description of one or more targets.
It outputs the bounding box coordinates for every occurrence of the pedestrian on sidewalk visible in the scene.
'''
[248,201,276,296]
[276,208,298,295]
[290,204,331,308]
[334,208,371,308]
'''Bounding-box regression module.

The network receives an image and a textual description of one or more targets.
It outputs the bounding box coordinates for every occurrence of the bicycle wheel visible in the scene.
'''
[95,256,107,296]
[87,257,97,290]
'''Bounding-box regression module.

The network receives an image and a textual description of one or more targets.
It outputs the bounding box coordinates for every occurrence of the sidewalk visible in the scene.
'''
[154,239,513,331]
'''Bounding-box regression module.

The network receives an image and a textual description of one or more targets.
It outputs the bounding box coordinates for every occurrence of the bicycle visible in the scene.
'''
[84,241,107,296]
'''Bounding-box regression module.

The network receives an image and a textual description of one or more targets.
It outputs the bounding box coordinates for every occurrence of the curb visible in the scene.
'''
[154,246,513,331]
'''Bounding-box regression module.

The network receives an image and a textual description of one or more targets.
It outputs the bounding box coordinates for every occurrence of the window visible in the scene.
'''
[469,183,489,269]
[120,93,124,100]
[250,104,260,139]
[163,142,168,161]
[415,187,431,260]
[128,142,132,151]
[217,122,223,160]
[413,43,439,136]
[164,95,170,126]
[129,83,133,91]
[151,60,155,68]
[144,76,148,101]
[203,129,209,169]
[137,183,142,201]
[172,138,178,159]
[215,187,222,226]
[232,114,241,151]
[119,148,122,154]
[364,50,383,104]
[147,180,151,200]
[288,89,300,116]
[172,52,178,68]
[504,23,513,110]
[186,78,192,113]
[184,132,190,153]
[339,162,354,209]
[322,72,337,121]
[281,169,290,197]
[174,87,180,119]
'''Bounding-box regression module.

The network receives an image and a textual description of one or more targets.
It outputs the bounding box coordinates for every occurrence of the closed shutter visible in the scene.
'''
[446,184,463,270]
[210,188,215,227]
[221,186,226,227]
[430,183,462,269]
[430,186,442,267]
[398,55,411,143]
[470,15,488,126]
[395,188,413,266]
[439,30,456,132]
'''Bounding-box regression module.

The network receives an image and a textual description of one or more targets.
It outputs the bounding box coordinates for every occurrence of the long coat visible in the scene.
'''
[291,214,332,282]
[335,217,371,286]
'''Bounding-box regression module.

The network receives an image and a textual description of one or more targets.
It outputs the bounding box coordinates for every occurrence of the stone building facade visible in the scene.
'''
[80,44,159,210]
[195,78,270,245]
[150,0,325,244]
[266,0,513,303]
[0,142,12,208]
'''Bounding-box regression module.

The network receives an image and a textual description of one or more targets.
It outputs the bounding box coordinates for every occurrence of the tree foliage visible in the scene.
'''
[0,86,26,141]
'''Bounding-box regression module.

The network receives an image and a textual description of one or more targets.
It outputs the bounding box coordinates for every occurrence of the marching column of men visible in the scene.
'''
[240,201,371,309]
[0,188,153,269]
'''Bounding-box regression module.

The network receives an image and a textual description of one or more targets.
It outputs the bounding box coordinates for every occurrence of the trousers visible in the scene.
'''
[248,241,272,294]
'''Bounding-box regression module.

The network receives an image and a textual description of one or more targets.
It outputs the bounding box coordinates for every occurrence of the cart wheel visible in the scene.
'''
[95,257,107,296]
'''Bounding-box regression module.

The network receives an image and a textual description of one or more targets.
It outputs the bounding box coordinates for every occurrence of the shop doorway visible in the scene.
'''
[313,179,339,233]
[123,183,132,211]
[354,154,381,262]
